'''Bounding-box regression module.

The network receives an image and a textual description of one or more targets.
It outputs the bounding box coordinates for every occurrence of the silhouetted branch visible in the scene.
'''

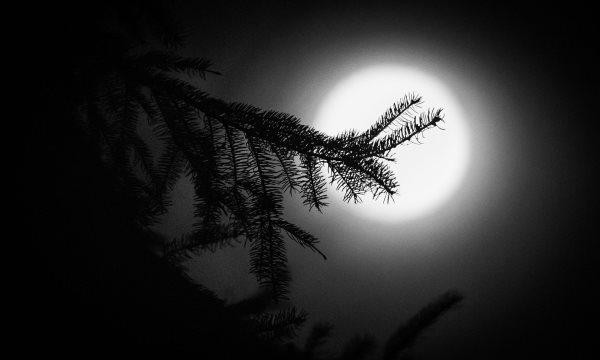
[66,0,448,300]
[383,291,464,360]
[253,307,308,342]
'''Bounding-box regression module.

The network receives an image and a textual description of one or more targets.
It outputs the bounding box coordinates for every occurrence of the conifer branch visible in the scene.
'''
[132,50,221,78]
[70,28,448,301]
[300,154,328,212]
[383,291,464,360]
[252,307,308,341]
[275,219,327,260]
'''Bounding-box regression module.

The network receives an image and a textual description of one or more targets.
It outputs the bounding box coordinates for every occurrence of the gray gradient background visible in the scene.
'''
[158,1,596,358]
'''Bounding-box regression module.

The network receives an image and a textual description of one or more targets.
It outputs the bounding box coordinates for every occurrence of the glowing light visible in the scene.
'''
[314,65,470,222]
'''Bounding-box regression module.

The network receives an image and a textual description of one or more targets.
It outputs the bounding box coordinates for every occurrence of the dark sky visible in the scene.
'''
[157,1,597,358]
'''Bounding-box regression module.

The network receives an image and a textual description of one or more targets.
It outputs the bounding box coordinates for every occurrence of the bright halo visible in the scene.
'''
[314,65,470,222]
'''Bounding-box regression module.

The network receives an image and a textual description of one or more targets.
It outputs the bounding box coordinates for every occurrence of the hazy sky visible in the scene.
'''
[159,1,596,358]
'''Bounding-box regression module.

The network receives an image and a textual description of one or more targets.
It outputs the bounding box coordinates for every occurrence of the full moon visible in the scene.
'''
[314,65,470,222]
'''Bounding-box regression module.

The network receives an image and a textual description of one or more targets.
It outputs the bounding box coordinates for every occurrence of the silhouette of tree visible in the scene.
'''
[61,7,444,300]
[29,1,463,358]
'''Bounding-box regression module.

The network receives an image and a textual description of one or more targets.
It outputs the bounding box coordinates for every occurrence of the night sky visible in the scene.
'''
[31,1,596,358]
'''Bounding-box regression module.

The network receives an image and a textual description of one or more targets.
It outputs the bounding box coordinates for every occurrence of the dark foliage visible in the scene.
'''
[61,19,444,299]
[25,1,462,358]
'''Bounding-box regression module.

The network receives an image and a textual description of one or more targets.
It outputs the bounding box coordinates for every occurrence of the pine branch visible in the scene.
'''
[131,88,163,125]
[246,136,281,214]
[223,124,242,187]
[132,50,221,78]
[249,225,290,300]
[222,186,256,244]
[198,99,340,162]
[153,92,224,235]
[365,109,445,157]
[341,158,397,202]
[153,137,185,210]
[271,145,301,195]
[70,25,451,305]
[361,93,422,142]
[242,135,290,298]
[124,67,209,106]
[327,160,365,204]
[163,224,243,260]
[300,155,328,212]
[275,219,327,260]
[334,93,422,146]
[129,133,158,183]
[252,307,308,341]
[383,291,464,360]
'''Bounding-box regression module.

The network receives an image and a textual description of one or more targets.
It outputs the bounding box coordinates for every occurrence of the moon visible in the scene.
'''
[314,64,470,223]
